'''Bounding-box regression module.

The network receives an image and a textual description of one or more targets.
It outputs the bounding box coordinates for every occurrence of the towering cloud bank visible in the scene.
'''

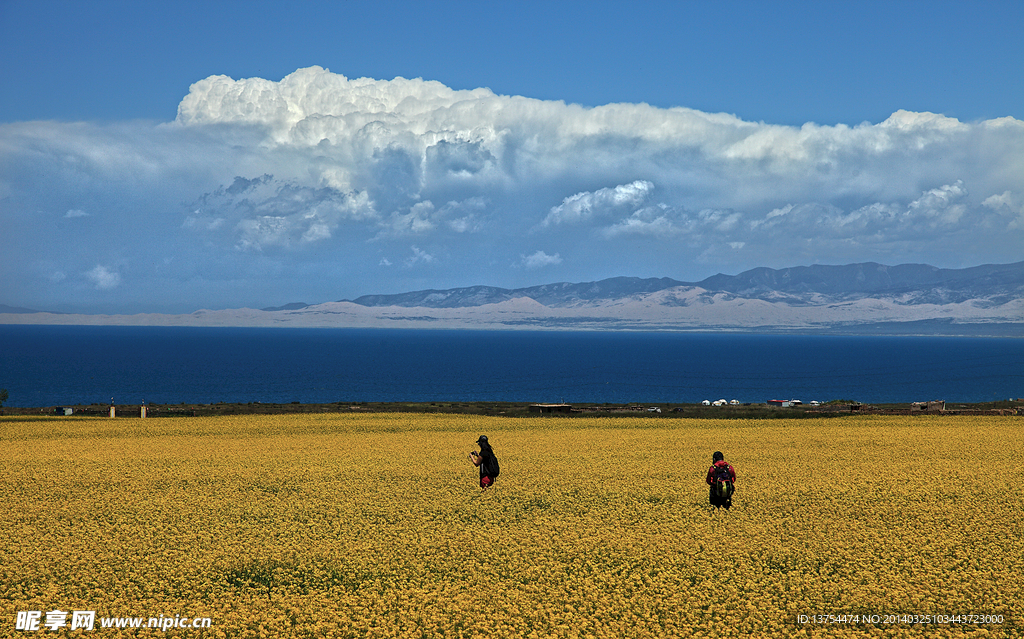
[2,66,1023,313]
[172,66,1024,254]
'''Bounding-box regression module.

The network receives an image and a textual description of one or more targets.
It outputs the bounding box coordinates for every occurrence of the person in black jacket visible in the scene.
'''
[469,435,499,489]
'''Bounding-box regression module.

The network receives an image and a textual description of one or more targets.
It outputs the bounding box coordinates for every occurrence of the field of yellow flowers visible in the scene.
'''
[1,413,1021,638]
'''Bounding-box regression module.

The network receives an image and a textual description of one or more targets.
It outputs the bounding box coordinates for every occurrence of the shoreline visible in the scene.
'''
[3,399,1021,418]
[2,319,1022,339]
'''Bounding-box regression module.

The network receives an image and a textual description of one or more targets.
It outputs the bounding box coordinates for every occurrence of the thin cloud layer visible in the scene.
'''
[2,66,1023,312]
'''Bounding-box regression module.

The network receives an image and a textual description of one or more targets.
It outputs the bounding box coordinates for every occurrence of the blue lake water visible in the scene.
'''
[0,325,1021,407]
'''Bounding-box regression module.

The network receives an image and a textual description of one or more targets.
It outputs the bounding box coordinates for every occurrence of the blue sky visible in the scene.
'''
[1,0,1022,313]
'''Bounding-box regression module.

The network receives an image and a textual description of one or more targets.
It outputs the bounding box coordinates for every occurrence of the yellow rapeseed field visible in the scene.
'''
[1,413,1021,638]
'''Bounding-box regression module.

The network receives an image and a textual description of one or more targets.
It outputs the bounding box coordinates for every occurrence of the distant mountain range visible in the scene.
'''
[337,262,1024,309]
[4,262,1023,335]
[0,304,59,314]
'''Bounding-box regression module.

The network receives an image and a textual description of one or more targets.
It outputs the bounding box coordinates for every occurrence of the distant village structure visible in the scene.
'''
[911,400,946,413]
[529,403,572,414]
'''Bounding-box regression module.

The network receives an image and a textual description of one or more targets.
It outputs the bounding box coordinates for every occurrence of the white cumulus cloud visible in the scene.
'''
[186,174,375,250]
[405,246,434,266]
[906,181,968,227]
[522,250,563,269]
[85,265,121,290]
[982,190,1024,230]
[541,181,655,227]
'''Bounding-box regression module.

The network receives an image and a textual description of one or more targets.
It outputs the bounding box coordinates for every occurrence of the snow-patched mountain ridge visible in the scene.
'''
[3,262,1022,334]
[341,262,1024,309]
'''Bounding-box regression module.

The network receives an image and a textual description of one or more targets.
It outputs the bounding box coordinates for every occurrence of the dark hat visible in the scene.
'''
[476,435,489,444]
[713,451,724,462]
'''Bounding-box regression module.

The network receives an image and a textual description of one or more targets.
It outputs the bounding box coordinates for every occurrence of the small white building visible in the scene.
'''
[911,400,945,412]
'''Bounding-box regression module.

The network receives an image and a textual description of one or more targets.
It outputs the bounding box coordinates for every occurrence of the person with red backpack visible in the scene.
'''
[706,451,736,510]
